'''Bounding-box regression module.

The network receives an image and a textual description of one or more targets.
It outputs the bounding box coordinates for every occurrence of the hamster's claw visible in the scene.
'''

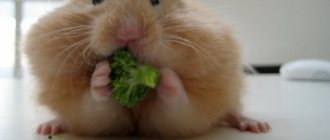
[36,119,66,135]
[91,61,112,102]
[225,113,271,133]
[237,118,270,133]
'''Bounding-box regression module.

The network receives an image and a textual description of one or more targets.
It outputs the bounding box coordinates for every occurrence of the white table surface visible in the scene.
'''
[1,75,329,140]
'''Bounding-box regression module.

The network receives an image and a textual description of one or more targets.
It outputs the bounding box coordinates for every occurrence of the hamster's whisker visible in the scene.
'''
[158,10,182,22]
[28,33,90,55]
[162,23,212,30]
[53,38,89,63]
[158,42,177,57]
[31,25,90,40]
[167,35,208,55]
[167,38,198,53]
[48,38,90,94]
[69,42,95,93]
[162,26,208,33]
[81,44,96,67]
[29,25,90,42]
[44,30,90,44]
[59,40,90,94]
[166,35,220,68]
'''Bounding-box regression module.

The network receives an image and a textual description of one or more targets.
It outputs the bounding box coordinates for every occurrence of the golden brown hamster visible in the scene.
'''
[24,0,270,138]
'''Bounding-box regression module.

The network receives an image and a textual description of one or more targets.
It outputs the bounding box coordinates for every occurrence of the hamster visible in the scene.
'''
[24,0,270,138]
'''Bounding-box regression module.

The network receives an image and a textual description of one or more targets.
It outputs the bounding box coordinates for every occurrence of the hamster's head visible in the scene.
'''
[67,0,187,66]
[25,0,222,77]
[88,0,184,60]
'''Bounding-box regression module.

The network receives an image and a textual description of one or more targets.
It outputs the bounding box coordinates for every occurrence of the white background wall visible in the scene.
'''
[204,0,330,65]
[3,0,329,70]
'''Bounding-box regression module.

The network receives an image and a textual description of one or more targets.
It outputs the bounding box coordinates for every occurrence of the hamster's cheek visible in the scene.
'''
[89,15,119,57]
[89,35,119,57]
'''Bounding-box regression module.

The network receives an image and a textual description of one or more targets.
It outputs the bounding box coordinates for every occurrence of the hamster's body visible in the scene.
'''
[24,0,269,138]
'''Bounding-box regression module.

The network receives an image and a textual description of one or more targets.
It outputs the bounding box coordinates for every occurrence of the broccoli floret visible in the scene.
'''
[109,48,160,108]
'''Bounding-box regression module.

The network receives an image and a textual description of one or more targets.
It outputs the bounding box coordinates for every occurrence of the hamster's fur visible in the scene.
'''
[24,0,243,138]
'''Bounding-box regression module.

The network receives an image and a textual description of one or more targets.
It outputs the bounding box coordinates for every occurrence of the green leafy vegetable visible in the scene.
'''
[109,48,160,108]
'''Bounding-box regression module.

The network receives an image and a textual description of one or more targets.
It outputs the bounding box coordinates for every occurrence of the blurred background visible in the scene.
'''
[0,0,330,78]
[0,0,62,78]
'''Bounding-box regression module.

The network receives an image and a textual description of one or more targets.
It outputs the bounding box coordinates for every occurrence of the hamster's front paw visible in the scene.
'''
[36,119,66,135]
[156,68,189,108]
[91,61,112,102]
[138,69,208,137]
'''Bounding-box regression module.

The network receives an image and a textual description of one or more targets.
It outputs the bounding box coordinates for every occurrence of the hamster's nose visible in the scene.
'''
[117,25,142,45]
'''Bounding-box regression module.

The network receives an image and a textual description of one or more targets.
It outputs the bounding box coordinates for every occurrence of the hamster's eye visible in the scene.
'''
[92,0,104,5]
[150,0,160,6]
